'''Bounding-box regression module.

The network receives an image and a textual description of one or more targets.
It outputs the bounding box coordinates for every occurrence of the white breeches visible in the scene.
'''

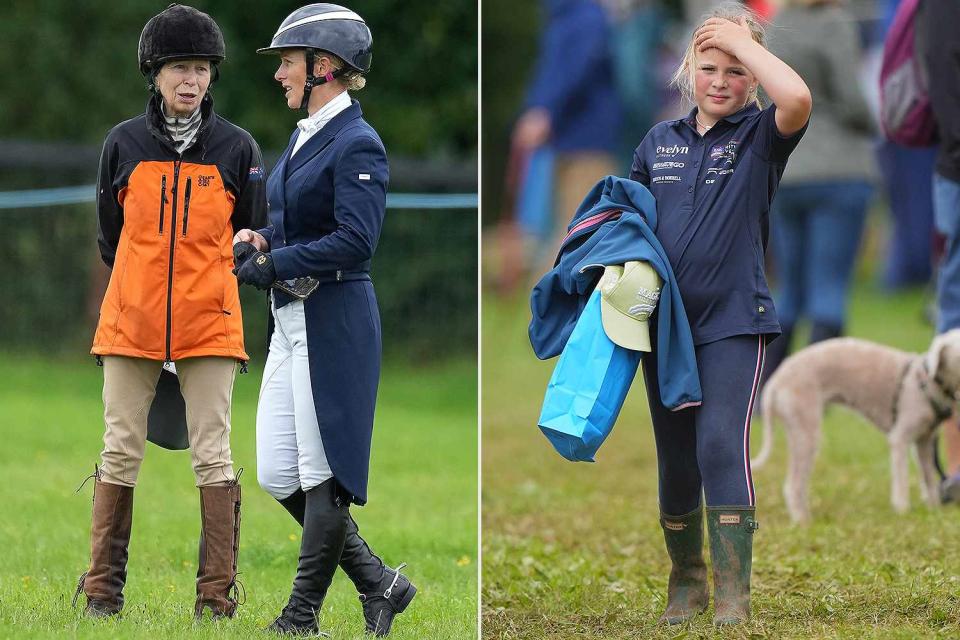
[256,298,333,499]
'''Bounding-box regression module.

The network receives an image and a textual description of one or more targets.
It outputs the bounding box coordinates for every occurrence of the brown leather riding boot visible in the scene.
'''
[195,479,242,619]
[75,477,135,617]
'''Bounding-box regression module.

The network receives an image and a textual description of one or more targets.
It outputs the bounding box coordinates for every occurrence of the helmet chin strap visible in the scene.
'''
[299,49,349,111]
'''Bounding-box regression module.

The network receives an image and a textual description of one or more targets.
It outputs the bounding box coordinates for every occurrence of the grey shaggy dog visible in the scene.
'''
[752,330,960,523]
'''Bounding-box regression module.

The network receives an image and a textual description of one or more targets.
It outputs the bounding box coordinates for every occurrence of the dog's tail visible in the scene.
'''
[751,383,776,468]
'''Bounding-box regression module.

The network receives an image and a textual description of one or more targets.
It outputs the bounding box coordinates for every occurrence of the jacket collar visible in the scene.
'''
[146,92,217,155]
[286,99,363,177]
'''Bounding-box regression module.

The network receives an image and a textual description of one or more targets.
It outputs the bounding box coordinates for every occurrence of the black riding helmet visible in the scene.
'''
[258,3,372,110]
[138,4,226,90]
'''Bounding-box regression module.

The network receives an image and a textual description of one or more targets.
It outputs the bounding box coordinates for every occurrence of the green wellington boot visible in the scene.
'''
[658,505,709,624]
[706,506,759,626]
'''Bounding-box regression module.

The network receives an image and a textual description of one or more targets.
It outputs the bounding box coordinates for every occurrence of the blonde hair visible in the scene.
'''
[318,50,367,92]
[671,2,766,109]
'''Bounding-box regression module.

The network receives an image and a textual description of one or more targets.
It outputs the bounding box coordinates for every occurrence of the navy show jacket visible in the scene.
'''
[258,100,388,505]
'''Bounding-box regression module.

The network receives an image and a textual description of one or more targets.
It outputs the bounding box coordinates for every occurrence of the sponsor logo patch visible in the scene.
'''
[656,144,689,157]
[719,514,741,525]
[652,161,685,171]
[710,140,738,165]
[358,173,371,181]
[197,175,215,187]
[652,175,682,184]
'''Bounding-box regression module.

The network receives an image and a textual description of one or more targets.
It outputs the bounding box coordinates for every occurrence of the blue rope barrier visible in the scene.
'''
[0,185,477,210]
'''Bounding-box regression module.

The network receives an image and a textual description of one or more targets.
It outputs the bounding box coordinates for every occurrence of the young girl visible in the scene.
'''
[628,5,811,626]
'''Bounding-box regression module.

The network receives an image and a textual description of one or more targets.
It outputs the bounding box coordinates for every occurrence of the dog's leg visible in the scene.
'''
[783,408,821,524]
[915,431,941,508]
[889,430,912,514]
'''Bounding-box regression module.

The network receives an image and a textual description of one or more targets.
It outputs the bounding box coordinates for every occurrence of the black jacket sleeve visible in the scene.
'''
[231,134,268,234]
[96,134,123,268]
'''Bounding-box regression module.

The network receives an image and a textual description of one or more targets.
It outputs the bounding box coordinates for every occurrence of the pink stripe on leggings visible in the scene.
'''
[742,335,764,506]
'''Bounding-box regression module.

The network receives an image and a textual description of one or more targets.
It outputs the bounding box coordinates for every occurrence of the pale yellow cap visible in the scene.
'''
[598,261,663,352]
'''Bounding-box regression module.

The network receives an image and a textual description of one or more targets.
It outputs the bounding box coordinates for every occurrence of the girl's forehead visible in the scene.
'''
[695,48,745,68]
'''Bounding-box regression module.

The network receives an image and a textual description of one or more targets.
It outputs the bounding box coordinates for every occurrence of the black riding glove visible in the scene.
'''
[232,241,257,275]
[236,251,277,290]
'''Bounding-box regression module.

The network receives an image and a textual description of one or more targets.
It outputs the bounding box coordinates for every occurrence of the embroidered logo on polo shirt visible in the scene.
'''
[655,145,689,157]
[710,140,738,165]
[652,161,685,171]
[652,175,681,184]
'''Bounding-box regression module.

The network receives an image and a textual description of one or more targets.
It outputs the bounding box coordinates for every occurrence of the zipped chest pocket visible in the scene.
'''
[182,178,192,237]
[158,175,168,234]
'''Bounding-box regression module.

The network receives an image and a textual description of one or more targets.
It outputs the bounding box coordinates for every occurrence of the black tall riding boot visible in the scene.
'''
[277,488,417,636]
[268,479,348,636]
[348,517,417,637]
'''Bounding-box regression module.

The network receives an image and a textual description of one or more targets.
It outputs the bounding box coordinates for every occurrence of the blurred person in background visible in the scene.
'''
[877,0,938,291]
[233,4,415,636]
[629,3,810,626]
[77,4,265,620]
[512,0,623,275]
[917,0,960,503]
[761,0,877,381]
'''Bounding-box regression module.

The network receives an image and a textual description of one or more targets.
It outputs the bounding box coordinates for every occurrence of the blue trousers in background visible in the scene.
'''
[642,334,765,515]
[771,181,874,332]
[876,142,937,289]
[934,173,960,333]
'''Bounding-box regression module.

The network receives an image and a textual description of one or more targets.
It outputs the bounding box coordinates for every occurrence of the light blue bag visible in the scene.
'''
[538,289,641,461]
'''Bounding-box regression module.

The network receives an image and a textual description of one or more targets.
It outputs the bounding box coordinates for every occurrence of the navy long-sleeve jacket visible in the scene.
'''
[529,176,702,411]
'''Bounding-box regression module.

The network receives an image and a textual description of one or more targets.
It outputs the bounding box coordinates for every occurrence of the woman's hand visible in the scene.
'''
[233,228,268,252]
[694,17,754,57]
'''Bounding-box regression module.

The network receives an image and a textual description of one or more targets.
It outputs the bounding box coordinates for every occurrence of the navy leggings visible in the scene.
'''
[641,334,765,515]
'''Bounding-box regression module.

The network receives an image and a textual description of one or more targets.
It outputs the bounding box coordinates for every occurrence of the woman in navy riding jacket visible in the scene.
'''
[233,4,415,636]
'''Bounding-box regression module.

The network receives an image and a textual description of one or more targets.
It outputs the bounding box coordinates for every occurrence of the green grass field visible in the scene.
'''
[482,274,960,639]
[0,356,477,639]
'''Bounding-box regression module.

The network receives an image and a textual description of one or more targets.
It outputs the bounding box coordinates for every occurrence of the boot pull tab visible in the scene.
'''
[95,355,103,367]
[72,571,88,608]
[74,464,100,494]
[746,517,759,533]
[229,577,247,606]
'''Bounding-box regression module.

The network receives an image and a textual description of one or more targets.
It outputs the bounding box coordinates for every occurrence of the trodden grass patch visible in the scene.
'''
[482,279,960,639]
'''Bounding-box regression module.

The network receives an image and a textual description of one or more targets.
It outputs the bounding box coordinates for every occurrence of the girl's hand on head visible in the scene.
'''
[694,17,754,56]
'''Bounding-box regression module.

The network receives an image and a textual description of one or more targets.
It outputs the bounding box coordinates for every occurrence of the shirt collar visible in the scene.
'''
[297,90,351,135]
[676,103,761,131]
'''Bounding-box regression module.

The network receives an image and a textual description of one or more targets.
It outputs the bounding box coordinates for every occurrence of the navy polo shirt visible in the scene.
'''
[630,104,806,345]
